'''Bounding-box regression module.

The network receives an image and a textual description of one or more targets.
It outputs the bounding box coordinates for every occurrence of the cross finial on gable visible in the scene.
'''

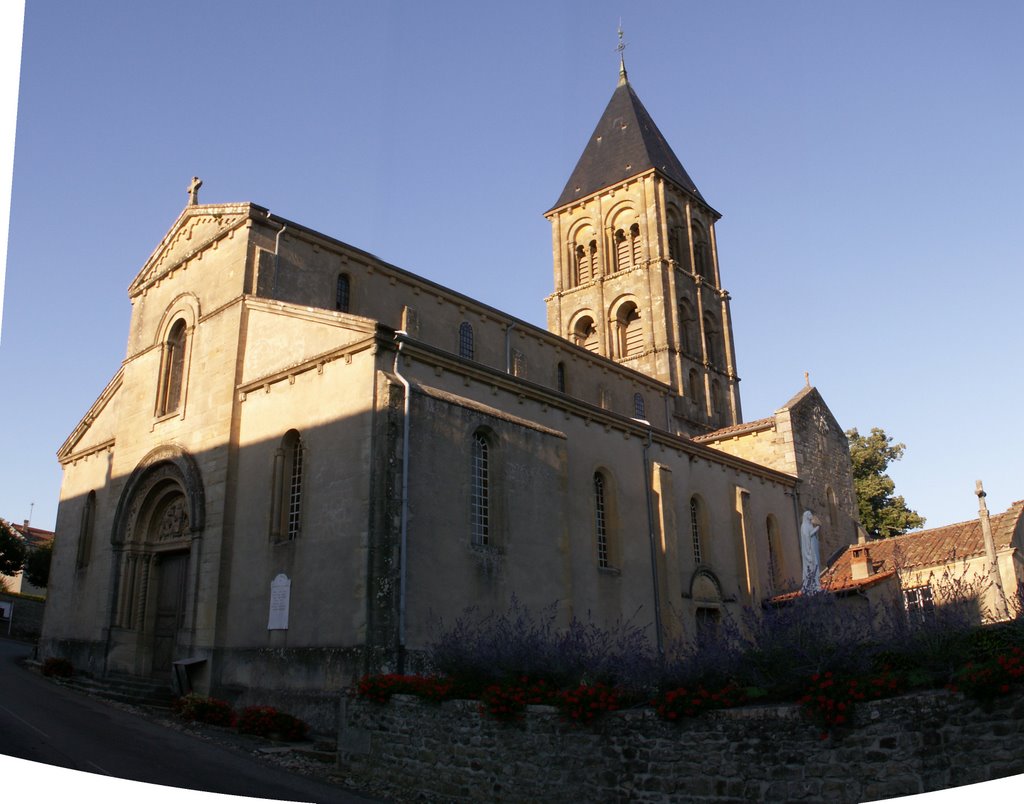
[187,176,203,206]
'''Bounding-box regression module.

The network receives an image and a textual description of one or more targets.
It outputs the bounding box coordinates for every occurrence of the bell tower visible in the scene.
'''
[544,55,741,433]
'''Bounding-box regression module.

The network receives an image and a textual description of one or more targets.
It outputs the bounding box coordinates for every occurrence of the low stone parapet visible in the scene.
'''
[337,688,1024,802]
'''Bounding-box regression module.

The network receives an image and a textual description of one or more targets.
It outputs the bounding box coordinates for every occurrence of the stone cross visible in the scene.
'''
[187,176,203,206]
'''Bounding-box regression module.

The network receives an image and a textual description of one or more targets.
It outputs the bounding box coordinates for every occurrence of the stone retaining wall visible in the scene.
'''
[337,688,1024,802]
[0,592,45,642]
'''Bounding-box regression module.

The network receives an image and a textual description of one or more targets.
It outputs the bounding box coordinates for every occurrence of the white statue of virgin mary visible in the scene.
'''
[800,510,821,594]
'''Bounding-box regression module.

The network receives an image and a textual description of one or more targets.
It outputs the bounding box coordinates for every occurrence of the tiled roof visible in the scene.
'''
[3,519,54,550]
[550,78,707,211]
[693,416,775,443]
[821,500,1024,589]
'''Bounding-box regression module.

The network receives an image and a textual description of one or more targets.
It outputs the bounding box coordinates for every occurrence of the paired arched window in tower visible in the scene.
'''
[335,273,351,313]
[703,314,720,366]
[573,239,597,286]
[157,318,188,417]
[617,302,643,357]
[272,430,304,541]
[572,316,599,352]
[711,380,723,419]
[691,222,711,280]
[612,223,642,272]
[668,209,686,265]
[678,297,696,354]
[688,368,701,405]
[458,322,474,360]
[470,431,491,546]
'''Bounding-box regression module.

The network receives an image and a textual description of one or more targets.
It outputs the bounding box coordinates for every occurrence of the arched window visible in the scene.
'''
[688,368,700,403]
[678,297,695,354]
[458,322,474,360]
[77,491,96,569]
[667,211,686,265]
[767,514,782,592]
[556,362,566,393]
[572,316,599,352]
[272,430,304,541]
[618,303,643,357]
[633,392,646,420]
[574,244,587,286]
[511,348,526,379]
[827,487,839,531]
[594,472,609,568]
[689,496,705,565]
[629,223,642,266]
[614,228,629,272]
[470,432,490,546]
[598,385,612,410]
[703,315,720,366]
[573,239,597,285]
[691,223,710,280]
[158,319,188,416]
[335,273,351,313]
[711,380,723,418]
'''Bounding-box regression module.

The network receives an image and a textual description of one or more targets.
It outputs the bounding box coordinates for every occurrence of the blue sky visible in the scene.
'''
[2,1,1023,533]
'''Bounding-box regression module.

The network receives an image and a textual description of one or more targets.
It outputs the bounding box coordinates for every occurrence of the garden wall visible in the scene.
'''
[0,592,45,642]
[337,688,1024,802]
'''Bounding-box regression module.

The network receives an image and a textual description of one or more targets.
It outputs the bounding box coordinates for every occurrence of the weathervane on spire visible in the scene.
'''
[616,22,628,84]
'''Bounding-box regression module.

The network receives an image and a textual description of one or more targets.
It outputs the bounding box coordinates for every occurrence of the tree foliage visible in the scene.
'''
[24,542,52,589]
[846,427,925,538]
[0,520,27,577]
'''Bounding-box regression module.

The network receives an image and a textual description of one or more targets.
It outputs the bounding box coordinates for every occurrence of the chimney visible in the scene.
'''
[850,545,873,581]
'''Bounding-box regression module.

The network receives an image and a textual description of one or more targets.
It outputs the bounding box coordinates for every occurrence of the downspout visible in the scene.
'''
[269,217,288,297]
[641,428,665,657]
[504,322,517,373]
[393,333,412,671]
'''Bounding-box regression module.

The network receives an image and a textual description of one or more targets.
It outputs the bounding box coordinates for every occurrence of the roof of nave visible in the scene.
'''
[550,73,709,212]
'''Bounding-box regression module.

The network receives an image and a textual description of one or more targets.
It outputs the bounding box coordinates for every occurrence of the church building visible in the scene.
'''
[40,61,857,730]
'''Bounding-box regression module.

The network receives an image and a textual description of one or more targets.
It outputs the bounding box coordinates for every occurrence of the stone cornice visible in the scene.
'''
[57,367,124,463]
[386,335,796,488]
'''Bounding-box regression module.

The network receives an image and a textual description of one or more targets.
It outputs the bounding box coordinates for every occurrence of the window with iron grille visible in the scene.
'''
[471,432,489,546]
[459,321,474,360]
[336,274,351,313]
[595,473,608,568]
[690,497,703,564]
[633,392,646,420]
[286,433,303,540]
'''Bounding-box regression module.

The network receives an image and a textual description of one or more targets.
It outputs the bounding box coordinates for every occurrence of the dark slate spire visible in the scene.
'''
[551,76,707,211]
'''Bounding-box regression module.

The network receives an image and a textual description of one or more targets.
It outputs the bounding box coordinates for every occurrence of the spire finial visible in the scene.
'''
[616,22,628,85]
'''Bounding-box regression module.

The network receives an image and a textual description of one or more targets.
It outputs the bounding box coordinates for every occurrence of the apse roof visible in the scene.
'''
[551,73,708,212]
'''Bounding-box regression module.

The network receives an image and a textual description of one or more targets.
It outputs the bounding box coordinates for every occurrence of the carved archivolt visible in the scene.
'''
[112,445,205,546]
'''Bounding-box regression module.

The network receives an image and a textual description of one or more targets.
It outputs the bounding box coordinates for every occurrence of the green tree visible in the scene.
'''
[846,427,925,538]
[24,542,52,589]
[0,520,27,577]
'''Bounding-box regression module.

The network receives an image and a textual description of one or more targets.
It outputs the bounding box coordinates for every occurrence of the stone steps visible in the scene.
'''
[57,672,176,709]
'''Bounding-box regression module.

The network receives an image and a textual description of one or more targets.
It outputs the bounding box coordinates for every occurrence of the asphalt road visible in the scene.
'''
[0,639,384,803]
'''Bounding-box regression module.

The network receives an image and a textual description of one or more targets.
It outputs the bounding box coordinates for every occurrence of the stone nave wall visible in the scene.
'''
[338,688,1024,802]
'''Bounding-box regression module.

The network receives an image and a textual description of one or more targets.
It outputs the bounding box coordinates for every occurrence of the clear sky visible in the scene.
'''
[2,1,1022,534]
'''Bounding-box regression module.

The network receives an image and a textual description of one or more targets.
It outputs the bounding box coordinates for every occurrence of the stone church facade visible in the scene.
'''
[40,66,857,728]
